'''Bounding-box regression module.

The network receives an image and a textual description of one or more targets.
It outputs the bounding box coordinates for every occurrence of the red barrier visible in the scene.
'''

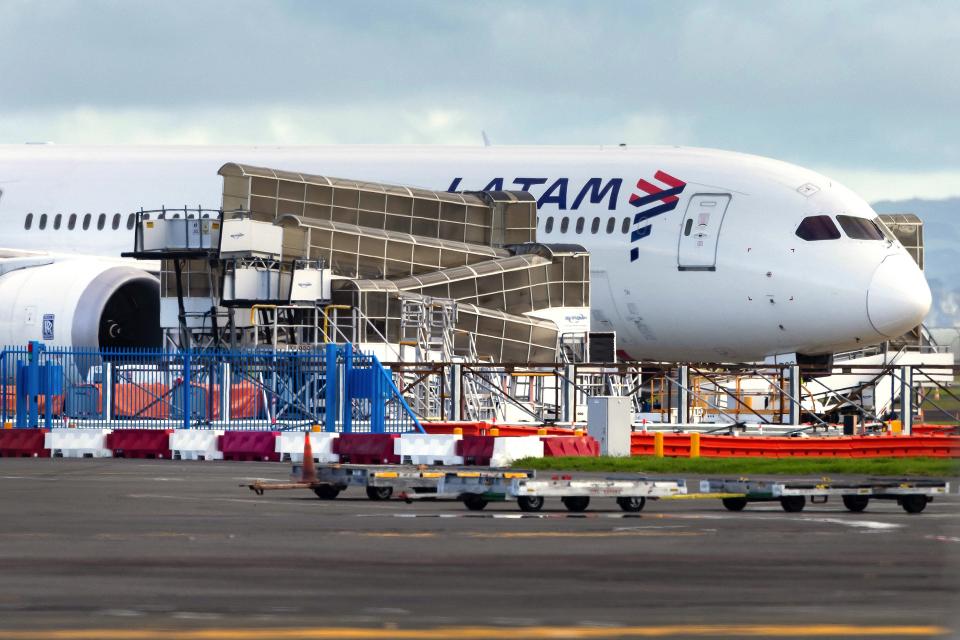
[219,431,280,462]
[913,424,959,436]
[106,429,172,459]
[456,436,495,465]
[0,428,49,457]
[541,436,600,457]
[630,432,960,458]
[334,434,400,465]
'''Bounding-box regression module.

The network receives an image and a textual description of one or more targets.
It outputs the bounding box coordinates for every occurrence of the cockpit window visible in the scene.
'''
[795,215,840,241]
[837,215,885,241]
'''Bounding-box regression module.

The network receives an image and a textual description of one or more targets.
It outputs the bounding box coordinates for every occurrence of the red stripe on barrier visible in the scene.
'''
[106,429,172,459]
[218,431,280,462]
[0,428,50,457]
[333,434,400,465]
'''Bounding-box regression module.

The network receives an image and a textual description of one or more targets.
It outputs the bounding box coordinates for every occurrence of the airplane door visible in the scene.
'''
[677,194,731,271]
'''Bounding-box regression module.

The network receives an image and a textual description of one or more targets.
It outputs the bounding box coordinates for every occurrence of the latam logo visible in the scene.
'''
[628,170,686,262]
[447,177,621,210]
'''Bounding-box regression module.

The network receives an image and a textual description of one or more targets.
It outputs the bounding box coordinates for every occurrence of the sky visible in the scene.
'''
[1,0,959,325]
[1,0,958,203]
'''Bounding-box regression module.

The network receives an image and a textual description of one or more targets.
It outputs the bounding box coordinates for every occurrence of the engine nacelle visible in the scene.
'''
[0,260,161,350]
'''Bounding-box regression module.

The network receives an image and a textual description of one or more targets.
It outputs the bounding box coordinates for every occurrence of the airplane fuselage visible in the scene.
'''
[0,144,931,361]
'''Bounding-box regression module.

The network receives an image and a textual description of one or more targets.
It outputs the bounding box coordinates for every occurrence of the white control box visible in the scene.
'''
[586,396,632,456]
[139,218,220,252]
[289,267,332,302]
[219,217,283,258]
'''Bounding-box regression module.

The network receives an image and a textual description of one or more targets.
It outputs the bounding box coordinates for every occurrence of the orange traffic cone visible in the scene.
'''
[301,431,317,484]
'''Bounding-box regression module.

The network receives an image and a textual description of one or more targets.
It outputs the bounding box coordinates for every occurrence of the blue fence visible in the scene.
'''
[0,342,423,434]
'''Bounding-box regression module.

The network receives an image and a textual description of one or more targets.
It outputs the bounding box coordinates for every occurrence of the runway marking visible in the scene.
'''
[0,624,947,638]
[925,535,960,543]
[798,518,901,530]
[351,532,437,538]
[466,530,704,539]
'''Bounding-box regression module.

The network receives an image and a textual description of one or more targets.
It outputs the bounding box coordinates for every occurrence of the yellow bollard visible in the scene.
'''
[537,428,547,435]
[890,420,902,435]
[489,427,500,436]
[311,424,322,432]
[689,432,701,458]
[654,431,664,458]
[453,427,463,435]
[3,421,12,430]
[574,428,584,437]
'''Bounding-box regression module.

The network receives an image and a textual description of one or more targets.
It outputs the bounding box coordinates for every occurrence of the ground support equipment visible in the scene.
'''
[702,478,950,514]
[246,463,450,500]
[437,471,687,512]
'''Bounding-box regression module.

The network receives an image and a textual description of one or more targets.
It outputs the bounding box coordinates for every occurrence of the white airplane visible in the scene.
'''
[0,144,931,362]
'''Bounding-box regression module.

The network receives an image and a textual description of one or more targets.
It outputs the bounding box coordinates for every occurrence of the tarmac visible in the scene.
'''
[0,458,958,639]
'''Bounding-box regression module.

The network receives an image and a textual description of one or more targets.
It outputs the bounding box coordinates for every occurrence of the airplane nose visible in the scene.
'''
[866,254,932,338]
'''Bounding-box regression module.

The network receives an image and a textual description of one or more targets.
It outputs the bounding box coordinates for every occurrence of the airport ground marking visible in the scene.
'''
[0,624,949,639]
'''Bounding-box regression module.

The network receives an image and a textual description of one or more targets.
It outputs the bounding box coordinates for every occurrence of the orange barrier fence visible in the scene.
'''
[422,421,575,437]
[631,433,960,458]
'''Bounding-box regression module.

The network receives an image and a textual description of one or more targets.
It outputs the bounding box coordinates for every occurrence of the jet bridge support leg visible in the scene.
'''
[787,364,801,426]
[450,363,463,421]
[562,364,576,423]
[677,365,690,424]
[899,365,913,435]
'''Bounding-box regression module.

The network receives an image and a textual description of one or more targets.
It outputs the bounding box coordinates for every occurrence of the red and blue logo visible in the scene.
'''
[629,170,686,261]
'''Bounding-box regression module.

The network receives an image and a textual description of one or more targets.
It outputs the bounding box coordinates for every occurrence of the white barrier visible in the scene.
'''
[276,431,339,463]
[395,433,463,465]
[44,429,113,458]
[170,429,224,461]
[491,436,544,467]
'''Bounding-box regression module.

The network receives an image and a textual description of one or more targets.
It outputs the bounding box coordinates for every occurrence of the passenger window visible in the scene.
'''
[112,213,121,230]
[621,217,630,233]
[591,217,600,234]
[24,213,33,230]
[545,217,554,233]
[39,214,48,230]
[684,219,693,236]
[795,215,840,241]
[54,214,62,230]
[68,214,77,230]
[560,218,569,233]
[126,213,136,230]
[836,215,884,241]
[97,214,106,230]
[82,214,91,230]
[606,217,615,234]
[575,217,584,234]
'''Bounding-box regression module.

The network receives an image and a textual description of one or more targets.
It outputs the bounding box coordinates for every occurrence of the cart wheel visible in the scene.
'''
[616,497,646,512]
[365,486,393,501]
[561,496,590,512]
[517,496,545,512]
[721,497,748,512]
[900,495,928,514]
[842,495,869,512]
[463,494,489,511]
[780,496,805,512]
[313,485,340,500]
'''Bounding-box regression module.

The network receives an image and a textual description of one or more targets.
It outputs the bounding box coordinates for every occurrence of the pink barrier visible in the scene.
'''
[334,434,400,465]
[219,431,280,461]
[106,429,172,459]
[0,428,50,457]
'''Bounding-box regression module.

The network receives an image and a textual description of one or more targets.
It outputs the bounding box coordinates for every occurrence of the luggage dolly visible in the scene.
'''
[248,463,447,501]
[701,478,950,514]
[435,471,687,512]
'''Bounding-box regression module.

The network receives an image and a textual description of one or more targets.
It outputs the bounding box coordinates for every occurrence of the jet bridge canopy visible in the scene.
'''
[219,163,536,248]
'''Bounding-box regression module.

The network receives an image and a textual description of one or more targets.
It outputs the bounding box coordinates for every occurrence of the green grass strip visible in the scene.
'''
[512,456,959,477]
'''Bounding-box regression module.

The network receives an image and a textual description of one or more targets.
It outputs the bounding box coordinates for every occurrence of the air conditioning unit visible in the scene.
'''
[219,217,283,258]
[138,218,220,252]
[289,266,332,302]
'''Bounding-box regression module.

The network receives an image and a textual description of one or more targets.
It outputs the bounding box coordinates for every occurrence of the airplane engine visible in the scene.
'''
[0,260,161,351]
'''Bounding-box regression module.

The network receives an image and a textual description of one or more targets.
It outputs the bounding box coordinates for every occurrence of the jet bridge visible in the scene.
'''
[124,164,592,363]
